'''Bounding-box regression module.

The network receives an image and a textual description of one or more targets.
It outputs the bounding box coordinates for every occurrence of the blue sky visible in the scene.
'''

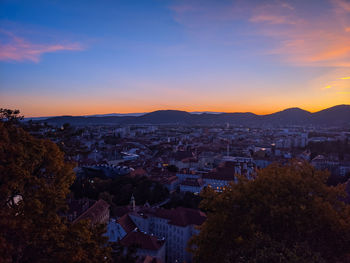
[0,0,349,116]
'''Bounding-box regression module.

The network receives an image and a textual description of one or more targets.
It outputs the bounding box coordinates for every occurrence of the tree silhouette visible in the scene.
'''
[0,119,111,262]
[0,108,23,124]
[189,161,350,263]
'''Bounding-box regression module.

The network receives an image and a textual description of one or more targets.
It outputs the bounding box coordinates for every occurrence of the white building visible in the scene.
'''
[179,178,204,194]
[128,207,206,263]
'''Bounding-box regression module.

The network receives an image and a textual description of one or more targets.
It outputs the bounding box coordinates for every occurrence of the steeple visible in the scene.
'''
[130,194,136,211]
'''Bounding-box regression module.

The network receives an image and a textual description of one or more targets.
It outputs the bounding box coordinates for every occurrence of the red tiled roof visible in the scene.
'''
[66,198,94,220]
[117,214,137,233]
[138,255,163,263]
[132,168,148,176]
[120,231,165,251]
[173,151,193,161]
[163,175,178,184]
[73,199,109,224]
[181,157,198,163]
[180,178,203,187]
[202,166,236,181]
[115,206,132,218]
[202,172,235,181]
[154,207,206,227]
[129,207,206,227]
[149,175,178,185]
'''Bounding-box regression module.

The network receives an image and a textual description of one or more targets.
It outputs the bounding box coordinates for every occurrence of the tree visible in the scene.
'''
[62,122,71,130]
[189,161,350,263]
[0,108,23,124]
[0,121,111,262]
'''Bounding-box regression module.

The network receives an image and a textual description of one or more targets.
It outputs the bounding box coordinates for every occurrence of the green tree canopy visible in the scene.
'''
[189,161,350,263]
[0,121,111,262]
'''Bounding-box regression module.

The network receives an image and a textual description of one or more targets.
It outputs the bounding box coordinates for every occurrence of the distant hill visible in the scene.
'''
[85,112,146,117]
[136,110,193,124]
[262,108,312,125]
[41,105,350,127]
[312,105,350,125]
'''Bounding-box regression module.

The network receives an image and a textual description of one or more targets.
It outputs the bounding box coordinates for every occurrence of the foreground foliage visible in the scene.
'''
[0,118,111,262]
[189,161,350,263]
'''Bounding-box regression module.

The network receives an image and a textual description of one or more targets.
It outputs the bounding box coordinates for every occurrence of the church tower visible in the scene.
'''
[130,194,136,211]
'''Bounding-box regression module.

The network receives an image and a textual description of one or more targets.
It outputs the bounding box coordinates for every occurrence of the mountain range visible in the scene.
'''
[38,105,350,127]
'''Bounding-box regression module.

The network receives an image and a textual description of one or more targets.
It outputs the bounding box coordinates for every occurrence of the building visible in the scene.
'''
[170,151,198,169]
[339,163,350,177]
[179,178,204,194]
[311,155,339,174]
[73,199,110,225]
[220,157,255,177]
[120,230,166,262]
[202,161,247,191]
[202,172,235,192]
[66,198,110,225]
[107,213,137,242]
[176,170,201,182]
[128,207,206,263]
[149,175,179,192]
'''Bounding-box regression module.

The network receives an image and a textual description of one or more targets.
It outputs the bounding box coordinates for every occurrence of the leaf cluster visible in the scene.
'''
[189,161,350,263]
[0,122,111,262]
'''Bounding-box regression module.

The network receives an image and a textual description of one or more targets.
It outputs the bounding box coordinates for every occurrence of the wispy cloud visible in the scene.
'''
[249,1,303,25]
[249,14,297,25]
[169,0,350,68]
[315,68,350,94]
[333,0,350,12]
[0,30,84,62]
[250,1,350,67]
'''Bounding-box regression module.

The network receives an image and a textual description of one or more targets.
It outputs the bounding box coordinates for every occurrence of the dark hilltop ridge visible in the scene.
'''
[37,104,350,127]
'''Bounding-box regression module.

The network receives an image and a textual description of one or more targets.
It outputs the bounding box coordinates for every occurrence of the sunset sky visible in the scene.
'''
[0,0,349,117]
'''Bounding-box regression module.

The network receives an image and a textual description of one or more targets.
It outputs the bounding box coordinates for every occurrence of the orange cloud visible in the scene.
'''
[244,0,350,67]
[307,43,350,64]
[0,30,84,62]
[339,76,350,79]
[170,1,350,67]
[333,0,350,12]
[253,5,350,67]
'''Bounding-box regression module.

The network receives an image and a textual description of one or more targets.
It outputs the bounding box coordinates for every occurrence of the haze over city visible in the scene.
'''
[1,0,349,117]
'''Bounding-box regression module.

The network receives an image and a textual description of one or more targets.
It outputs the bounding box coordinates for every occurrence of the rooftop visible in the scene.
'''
[120,231,165,251]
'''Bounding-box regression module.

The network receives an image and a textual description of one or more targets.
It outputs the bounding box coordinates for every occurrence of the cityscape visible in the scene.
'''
[1,0,350,263]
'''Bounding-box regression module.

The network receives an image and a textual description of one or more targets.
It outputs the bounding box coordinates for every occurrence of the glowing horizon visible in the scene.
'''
[1,0,349,117]
[10,102,349,118]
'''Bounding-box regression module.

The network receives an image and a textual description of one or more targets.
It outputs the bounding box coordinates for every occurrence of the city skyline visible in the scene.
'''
[1,0,350,117]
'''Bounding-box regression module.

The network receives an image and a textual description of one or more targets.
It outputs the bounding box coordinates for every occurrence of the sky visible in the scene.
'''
[0,0,349,117]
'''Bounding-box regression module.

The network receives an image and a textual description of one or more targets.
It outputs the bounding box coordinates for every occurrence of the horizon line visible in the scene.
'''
[23,104,349,119]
